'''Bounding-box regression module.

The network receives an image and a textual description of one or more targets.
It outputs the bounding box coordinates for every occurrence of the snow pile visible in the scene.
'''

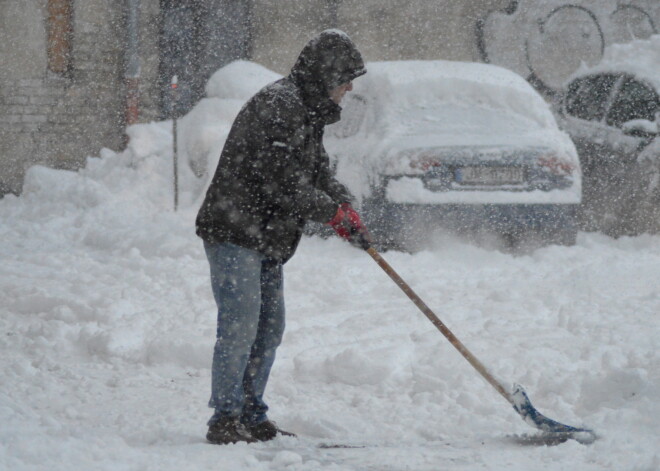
[181,61,283,182]
[569,34,660,90]
[205,60,282,101]
[1,60,659,471]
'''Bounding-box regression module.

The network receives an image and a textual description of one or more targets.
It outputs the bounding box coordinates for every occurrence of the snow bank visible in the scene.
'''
[184,61,283,185]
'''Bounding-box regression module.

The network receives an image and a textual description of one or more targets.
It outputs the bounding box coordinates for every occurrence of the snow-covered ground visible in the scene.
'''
[2,65,659,470]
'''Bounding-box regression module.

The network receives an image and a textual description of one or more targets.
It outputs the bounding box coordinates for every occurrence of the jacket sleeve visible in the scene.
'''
[249,98,342,224]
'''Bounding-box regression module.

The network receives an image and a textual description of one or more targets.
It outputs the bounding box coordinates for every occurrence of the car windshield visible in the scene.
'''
[606,77,660,128]
[565,74,620,121]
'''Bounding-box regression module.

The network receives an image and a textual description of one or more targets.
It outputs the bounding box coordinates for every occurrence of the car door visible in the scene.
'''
[561,73,628,231]
[602,76,660,234]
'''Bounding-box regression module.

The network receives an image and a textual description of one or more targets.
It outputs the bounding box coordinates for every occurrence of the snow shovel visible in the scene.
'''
[360,241,596,445]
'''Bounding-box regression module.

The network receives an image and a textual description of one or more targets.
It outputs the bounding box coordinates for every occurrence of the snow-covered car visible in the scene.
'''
[181,61,282,184]
[554,35,660,236]
[324,60,581,250]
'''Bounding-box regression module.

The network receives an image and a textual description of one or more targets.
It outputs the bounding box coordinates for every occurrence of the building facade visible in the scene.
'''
[0,0,658,195]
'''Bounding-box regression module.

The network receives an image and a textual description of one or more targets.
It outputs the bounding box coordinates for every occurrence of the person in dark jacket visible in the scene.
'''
[196,29,369,445]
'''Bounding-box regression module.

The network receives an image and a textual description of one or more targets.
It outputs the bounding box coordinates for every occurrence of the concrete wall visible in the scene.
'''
[250,0,510,74]
[0,0,47,194]
[478,0,660,94]
[0,0,47,82]
[136,0,163,124]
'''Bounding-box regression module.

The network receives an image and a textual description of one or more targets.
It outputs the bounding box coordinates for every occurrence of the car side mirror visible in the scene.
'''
[622,119,658,138]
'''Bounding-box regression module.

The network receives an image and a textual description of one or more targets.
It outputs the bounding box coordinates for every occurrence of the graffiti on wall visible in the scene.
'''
[476,0,659,95]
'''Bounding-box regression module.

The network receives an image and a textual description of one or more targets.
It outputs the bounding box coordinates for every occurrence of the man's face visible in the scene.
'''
[329,81,353,104]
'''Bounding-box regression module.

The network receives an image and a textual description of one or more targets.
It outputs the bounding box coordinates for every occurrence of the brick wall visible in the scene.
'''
[0,0,160,196]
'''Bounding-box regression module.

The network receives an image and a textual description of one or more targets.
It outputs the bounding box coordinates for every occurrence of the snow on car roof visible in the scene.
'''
[349,60,559,134]
[567,34,660,91]
[365,60,535,91]
[205,60,282,100]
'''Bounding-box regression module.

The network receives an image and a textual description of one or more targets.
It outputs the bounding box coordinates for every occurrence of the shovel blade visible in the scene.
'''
[511,384,596,445]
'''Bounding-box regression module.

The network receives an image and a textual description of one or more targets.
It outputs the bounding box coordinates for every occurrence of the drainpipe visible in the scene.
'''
[125,0,141,126]
[328,0,341,28]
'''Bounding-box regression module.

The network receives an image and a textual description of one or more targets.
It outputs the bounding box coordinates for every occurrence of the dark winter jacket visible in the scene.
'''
[196,30,366,262]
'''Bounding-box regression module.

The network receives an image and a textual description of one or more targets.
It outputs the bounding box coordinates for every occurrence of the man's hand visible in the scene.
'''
[327,203,371,249]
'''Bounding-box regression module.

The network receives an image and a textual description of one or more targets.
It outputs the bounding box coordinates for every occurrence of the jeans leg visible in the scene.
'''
[241,259,285,426]
[204,242,264,425]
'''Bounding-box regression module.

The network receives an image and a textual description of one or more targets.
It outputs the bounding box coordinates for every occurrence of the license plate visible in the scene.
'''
[455,166,524,185]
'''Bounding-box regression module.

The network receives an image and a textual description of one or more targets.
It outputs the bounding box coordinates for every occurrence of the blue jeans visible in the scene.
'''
[204,242,285,426]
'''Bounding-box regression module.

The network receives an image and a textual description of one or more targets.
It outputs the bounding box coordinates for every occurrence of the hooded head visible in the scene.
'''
[290,30,366,120]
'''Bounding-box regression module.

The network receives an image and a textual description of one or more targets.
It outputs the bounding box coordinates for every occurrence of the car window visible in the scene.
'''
[606,77,660,128]
[565,74,620,121]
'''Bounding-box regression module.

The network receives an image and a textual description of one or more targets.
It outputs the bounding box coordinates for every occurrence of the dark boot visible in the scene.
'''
[206,417,257,445]
[248,420,296,442]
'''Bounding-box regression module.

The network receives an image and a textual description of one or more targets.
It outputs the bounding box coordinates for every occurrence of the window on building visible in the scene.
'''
[47,0,73,75]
